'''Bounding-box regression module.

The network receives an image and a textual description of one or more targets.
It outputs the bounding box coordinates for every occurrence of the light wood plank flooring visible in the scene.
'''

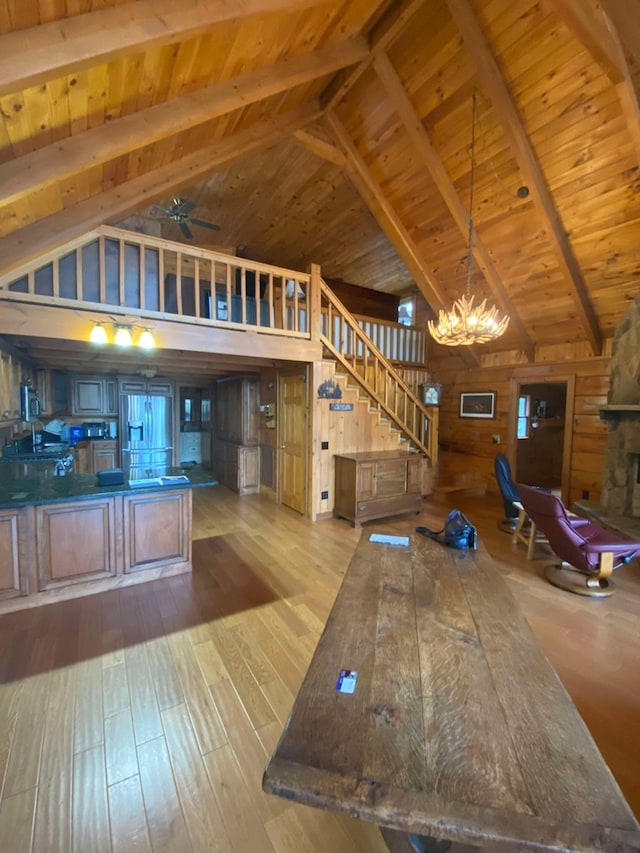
[0,486,638,852]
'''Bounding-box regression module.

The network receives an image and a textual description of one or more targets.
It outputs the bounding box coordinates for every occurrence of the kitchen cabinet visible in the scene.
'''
[74,439,118,473]
[71,375,117,416]
[213,377,259,492]
[212,439,259,494]
[333,451,424,527]
[214,377,258,445]
[119,379,173,397]
[36,498,118,590]
[123,489,190,574]
[0,508,30,599]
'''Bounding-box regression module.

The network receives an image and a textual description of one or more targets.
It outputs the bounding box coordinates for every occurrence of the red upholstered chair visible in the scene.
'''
[517,484,640,598]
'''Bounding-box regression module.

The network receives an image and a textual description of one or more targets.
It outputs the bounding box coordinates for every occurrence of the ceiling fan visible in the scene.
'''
[152,198,221,239]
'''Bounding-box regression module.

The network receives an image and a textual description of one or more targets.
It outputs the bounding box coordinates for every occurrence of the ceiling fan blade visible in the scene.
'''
[179,221,193,239]
[190,217,221,231]
[173,199,196,215]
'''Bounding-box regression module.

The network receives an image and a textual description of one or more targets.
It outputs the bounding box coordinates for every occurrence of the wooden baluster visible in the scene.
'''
[268,273,274,327]
[176,252,183,316]
[240,267,246,325]
[119,239,125,307]
[139,243,145,311]
[52,257,59,300]
[226,264,232,322]
[76,247,82,300]
[194,259,201,318]
[158,248,165,312]
[99,235,106,305]
[210,258,215,320]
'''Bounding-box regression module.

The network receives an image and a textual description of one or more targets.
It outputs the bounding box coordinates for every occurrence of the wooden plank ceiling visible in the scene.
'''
[0,0,638,376]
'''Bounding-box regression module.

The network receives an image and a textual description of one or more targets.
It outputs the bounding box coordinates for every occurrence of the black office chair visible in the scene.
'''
[494,453,520,533]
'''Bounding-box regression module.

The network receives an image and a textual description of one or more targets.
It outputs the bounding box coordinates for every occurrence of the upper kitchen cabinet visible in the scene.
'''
[215,377,259,445]
[71,375,118,417]
[119,379,173,397]
[35,369,69,415]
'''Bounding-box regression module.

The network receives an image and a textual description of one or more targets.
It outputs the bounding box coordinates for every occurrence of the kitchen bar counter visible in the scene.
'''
[0,465,218,509]
[0,465,218,613]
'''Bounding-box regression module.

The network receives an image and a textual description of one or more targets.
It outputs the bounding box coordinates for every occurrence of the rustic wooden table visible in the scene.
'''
[263,529,640,852]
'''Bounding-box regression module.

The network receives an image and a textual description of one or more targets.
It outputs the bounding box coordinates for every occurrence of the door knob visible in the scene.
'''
[280,444,286,449]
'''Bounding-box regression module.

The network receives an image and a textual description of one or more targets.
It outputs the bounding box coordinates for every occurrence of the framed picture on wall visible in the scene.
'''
[460,392,495,419]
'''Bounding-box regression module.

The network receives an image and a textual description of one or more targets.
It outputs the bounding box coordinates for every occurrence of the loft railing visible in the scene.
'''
[0,225,311,338]
[321,307,427,366]
[320,278,436,461]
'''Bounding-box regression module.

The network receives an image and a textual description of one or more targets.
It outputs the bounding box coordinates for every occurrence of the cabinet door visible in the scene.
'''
[119,379,146,394]
[123,490,190,573]
[238,446,259,492]
[373,459,406,497]
[72,377,104,415]
[36,499,117,590]
[93,441,118,472]
[0,509,28,599]
[35,369,50,415]
[105,380,118,415]
[356,462,375,500]
[74,441,91,474]
[242,380,259,443]
[148,381,173,397]
[407,456,423,494]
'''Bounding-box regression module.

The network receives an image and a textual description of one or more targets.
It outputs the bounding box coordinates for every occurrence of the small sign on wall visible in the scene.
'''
[330,402,354,411]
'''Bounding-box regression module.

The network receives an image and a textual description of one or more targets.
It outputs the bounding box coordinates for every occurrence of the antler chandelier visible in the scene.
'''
[428,93,509,346]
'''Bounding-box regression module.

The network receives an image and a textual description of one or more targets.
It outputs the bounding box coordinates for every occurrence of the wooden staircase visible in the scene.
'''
[319,278,437,465]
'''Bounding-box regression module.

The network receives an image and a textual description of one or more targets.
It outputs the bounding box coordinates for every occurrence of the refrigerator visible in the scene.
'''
[120,393,173,478]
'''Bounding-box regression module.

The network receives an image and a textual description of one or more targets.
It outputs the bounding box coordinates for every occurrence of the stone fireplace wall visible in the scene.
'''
[601,295,640,517]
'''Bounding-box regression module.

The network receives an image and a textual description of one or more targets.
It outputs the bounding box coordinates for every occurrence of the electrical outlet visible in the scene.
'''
[492,434,500,444]
[321,490,329,500]
[582,489,590,500]
[321,440,329,450]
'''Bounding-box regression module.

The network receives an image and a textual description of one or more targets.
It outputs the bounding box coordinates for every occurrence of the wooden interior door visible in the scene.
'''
[278,371,308,515]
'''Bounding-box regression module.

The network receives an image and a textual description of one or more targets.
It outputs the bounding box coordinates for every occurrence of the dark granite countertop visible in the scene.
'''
[0,465,218,509]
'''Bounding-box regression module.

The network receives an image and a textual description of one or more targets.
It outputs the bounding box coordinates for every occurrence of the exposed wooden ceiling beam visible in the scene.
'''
[292,129,346,167]
[0,102,321,278]
[545,0,625,83]
[445,0,603,357]
[0,0,324,97]
[0,37,367,212]
[325,110,480,368]
[594,0,640,165]
[373,51,535,363]
[321,0,424,111]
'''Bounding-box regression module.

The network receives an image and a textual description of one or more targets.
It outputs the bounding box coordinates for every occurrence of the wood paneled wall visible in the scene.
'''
[432,345,612,507]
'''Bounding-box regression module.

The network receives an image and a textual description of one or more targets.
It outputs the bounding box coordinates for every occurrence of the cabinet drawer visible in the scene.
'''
[354,493,422,523]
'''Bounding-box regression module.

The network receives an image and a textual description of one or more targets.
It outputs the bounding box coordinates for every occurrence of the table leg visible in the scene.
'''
[381,827,456,853]
[408,834,452,853]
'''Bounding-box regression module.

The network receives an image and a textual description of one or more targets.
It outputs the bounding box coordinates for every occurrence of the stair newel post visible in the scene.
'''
[310,264,322,346]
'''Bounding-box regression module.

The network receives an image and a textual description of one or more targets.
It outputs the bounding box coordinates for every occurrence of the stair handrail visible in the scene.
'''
[320,278,436,461]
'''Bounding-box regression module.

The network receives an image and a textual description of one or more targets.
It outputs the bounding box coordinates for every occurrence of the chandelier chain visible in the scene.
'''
[465,92,477,299]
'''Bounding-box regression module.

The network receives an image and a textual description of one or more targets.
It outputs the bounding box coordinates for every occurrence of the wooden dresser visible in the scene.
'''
[333,451,423,527]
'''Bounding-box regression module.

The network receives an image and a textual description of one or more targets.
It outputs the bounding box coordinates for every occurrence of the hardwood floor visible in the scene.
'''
[0,485,638,852]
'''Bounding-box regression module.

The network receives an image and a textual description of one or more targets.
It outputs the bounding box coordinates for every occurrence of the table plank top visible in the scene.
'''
[263,530,640,852]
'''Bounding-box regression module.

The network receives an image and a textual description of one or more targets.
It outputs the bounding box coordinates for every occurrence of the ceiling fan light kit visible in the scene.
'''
[152,197,221,240]
[428,93,509,347]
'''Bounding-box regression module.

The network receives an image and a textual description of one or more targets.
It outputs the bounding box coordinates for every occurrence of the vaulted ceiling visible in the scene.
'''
[0,0,638,369]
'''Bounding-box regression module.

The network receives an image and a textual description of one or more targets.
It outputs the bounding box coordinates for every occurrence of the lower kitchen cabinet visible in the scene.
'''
[0,508,30,599]
[179,431,202,464]
[123,489,191,573]
[36,498,117,590]
[212,439,259,494]
[0,484,196,613]
[333,451,424,527]
[74,439,118,474]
